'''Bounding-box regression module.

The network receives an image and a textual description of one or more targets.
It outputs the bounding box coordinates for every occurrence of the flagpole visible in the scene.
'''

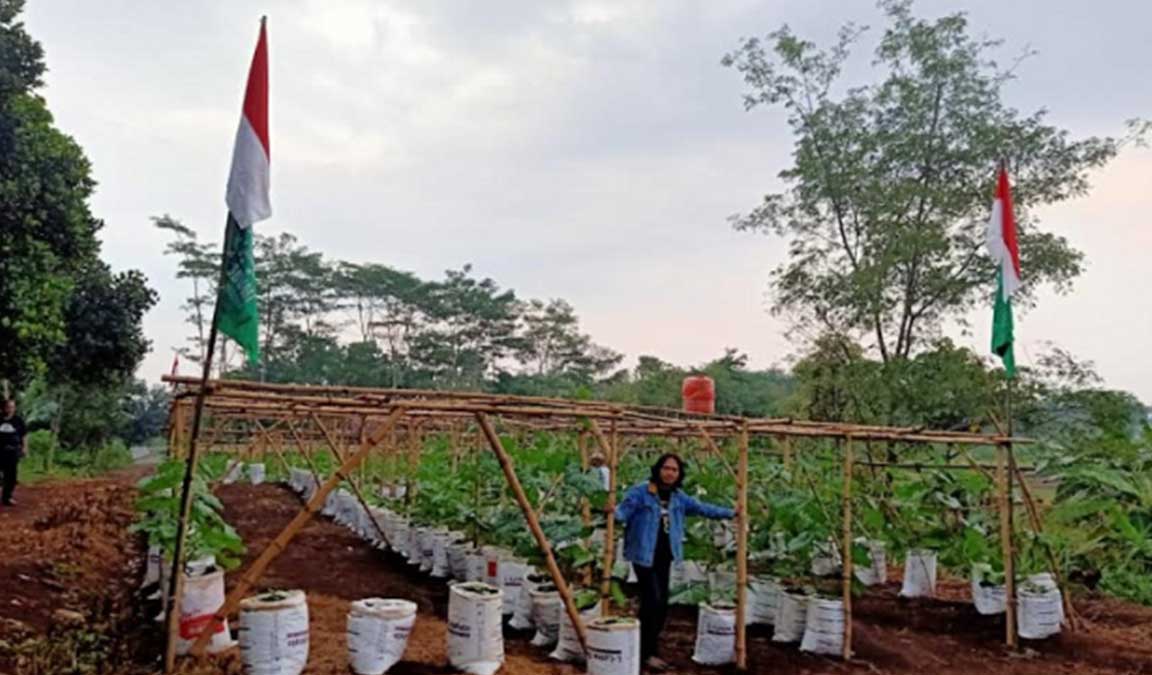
[1004,371,1018,648]
[162,225,229,672]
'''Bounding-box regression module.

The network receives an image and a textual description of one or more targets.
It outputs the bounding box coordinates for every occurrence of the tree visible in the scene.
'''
[0,0,102,385]
[514,299,622,379]
[410,265,523,390]
[154,215,218,364]
[722,0,1124,362]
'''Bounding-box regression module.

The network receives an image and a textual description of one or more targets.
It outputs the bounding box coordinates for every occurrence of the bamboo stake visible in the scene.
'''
[696,425,739,479]
[591,420,619,614]
[578,432,593,558]
[476,413,588,650]
[735,422,750,670]
[841,436,855,660]
[286,419,324,489]
[997,443,1018,648]
[781,435,793,469]
[1011,458,1078,629]
[313,413,392,550]
[188,408,406,656]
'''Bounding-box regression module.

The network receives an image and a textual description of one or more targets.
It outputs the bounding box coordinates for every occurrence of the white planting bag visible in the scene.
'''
[530,585,561,647]
[448,542,473,581]
[551,603,601,663]
[773,591,808,643]
[498,560,528,616]
[586,617,641,675]
[692,603,736,666]
[900,549,938,598]
[810,541,842,577]
[447,582,504,675]
[749,577,780,626]
[510,572,549,630]
[248,463,266,485]
[1018,576,1063,640]
[800,598,845,657]
[855,540,887,586]
[175,568,235,655]
[465,552,486,583]
[970,565,1007,615]
[142,544,163,590]
[709,569,737,604]
[431,531,452,578]
[418,529,436,573]
[238,590,310,675]
[347,598,417,675]
[222,461,244,484]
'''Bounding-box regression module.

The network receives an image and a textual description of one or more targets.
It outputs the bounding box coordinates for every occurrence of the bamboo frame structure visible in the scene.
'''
[160,375,1052,671]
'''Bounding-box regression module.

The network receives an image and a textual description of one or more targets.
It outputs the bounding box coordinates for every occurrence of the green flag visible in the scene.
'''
[216,215,260,364]
[991,269,1015,378]
[218,21,269,366]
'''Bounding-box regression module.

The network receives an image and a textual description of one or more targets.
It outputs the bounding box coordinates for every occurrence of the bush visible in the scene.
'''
[92,438,132,472]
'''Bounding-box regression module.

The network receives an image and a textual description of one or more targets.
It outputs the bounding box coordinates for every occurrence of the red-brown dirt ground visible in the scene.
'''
[3,474,1152,674]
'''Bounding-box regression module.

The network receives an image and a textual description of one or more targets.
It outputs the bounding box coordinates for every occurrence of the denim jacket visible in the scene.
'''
[614,481,735,567]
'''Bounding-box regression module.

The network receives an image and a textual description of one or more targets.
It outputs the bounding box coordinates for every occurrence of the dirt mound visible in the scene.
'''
[0,468,154,674]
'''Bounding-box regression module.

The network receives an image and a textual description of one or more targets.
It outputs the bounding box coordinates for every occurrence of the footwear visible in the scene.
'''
[644,656,670,671]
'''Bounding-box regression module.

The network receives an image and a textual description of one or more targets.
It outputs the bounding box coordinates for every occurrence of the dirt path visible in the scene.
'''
[0,465,154,674]
[191,483,1152,675]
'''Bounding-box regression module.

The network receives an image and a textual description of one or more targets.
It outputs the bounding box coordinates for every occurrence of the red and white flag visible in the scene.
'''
[985,168,1022,300]
[171,353,179,377]
[225,19,271,228]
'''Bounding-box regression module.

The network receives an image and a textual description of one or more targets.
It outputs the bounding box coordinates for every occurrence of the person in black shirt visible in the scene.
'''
[0,399,28,506]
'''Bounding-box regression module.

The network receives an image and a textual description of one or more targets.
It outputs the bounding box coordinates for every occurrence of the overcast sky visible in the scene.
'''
[23,0,1152,402]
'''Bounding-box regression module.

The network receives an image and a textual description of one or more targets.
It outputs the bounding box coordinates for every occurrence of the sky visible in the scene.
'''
[22,0,1152,403]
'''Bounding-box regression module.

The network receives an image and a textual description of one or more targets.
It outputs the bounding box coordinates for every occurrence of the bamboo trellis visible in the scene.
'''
[162,375,1048,670]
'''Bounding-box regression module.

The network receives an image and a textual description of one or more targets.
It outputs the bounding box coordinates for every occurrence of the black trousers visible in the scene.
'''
[0,451,18,503]
[633,541,673,660]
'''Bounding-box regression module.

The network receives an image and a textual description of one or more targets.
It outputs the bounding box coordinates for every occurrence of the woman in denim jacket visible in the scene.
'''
[614,452,736,671]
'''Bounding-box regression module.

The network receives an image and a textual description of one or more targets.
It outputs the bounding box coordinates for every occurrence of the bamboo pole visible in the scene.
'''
[591,420,619,614]
[696,425,738,479]
[996,442,1018,648]
[313,413,392,550]
[781,435,793,469]
[735,422,750,670]
[476,413,588,650]
[286,419,324,489]
[841,436,855,660]
[188,408,406,656]
[1011,458,1078,629]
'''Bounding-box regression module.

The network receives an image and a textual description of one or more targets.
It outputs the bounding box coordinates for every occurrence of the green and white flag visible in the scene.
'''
[986,167,1021,378]
[217,21,269,364]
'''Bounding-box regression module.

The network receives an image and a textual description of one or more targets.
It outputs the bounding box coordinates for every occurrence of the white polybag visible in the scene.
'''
[772,591,808,643]
[347,598,416,675]
[900,549,938,598]
[447,582,504,675]
[238,590,310,675]
[551,602,601,663]
[800,598,845,657]
[692,603,735,666]
[586,617,641,675]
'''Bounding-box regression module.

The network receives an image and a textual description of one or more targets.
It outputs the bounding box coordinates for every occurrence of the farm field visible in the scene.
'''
[4,472,1152,674]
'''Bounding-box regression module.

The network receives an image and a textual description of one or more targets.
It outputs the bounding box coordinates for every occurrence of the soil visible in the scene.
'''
[0,466,155,675]
[3,474,1152,675]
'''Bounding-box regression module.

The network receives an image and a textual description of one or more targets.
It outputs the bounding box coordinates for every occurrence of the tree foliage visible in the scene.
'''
[723,0,1121,360]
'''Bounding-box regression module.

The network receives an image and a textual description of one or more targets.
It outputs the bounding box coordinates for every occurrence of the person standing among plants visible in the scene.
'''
[0,399,28,506]
[614,452,736,671]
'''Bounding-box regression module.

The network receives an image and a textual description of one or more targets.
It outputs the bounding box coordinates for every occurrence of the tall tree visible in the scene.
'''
[515,299,622,379]
[722,0,1124,361]
[411,265,523,390]
[153,215,218,363]
[0,0,103,385]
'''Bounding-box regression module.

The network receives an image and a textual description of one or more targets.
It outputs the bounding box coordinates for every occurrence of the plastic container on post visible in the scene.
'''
[681,375,716,415]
